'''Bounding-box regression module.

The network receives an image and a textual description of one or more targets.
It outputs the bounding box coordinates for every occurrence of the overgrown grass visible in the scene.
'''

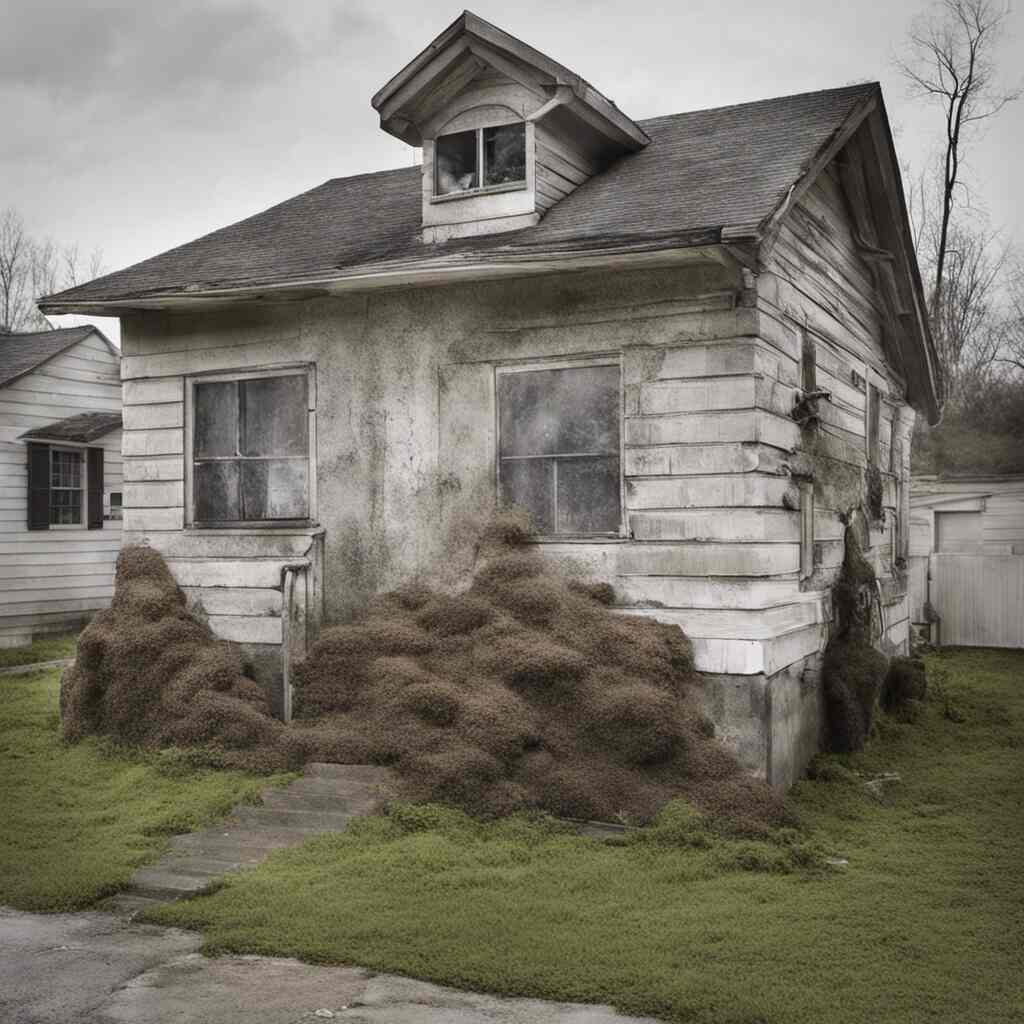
[149,648,1024,1024]
[0,632,78,669]
[0,669,292,911]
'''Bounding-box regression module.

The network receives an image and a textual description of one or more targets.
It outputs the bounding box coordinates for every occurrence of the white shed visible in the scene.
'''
[0,326,123,646]
[909,474,1024,648]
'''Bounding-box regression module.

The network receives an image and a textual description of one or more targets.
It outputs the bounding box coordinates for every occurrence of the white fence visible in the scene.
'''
[927,553,1024,648]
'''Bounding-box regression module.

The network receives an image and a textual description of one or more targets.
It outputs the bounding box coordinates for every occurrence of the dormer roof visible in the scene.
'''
[371,10,649,153]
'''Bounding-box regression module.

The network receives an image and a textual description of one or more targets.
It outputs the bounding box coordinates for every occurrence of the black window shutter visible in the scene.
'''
[27,443,51,531]
[87,447,104,530]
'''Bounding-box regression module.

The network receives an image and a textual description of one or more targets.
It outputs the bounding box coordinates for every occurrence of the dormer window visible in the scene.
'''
[434,123,526,197]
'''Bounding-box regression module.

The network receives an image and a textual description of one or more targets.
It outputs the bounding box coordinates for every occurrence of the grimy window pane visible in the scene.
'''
[483,123,526,186]
[240,375,308,457]
[557,457,620,534]
[498,365,620,457]
[500,458,554,534]
[194,461,240,521]
[241,460,308,520]
[194,381,239,458]
[435,129,478,194]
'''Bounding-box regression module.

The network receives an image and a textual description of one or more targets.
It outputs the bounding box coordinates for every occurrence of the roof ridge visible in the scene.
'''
[638,81,877,126]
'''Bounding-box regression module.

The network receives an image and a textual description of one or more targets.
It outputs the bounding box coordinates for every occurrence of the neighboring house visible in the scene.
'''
[0,326,123,646]
[909,474,1024,649]
[40,13,940,785]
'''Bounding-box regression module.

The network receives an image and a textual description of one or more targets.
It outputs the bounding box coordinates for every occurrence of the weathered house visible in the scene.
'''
[909,474,1024,648]
[0,326,123,646]
[41,13,940,785]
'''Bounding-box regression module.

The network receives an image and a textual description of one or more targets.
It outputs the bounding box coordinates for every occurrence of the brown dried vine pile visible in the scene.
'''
[62,515,786,829]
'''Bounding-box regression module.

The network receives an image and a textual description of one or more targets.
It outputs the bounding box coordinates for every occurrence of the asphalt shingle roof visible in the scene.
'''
[0,326,102,387]
[20,411,123,443]
[43,83,877,308]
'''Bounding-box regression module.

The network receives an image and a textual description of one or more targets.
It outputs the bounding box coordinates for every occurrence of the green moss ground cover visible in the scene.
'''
[149,648,1024,1024]
[0,632,78,669]
[0,668,292,911]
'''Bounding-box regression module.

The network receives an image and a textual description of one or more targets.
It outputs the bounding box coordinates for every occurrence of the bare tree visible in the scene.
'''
[0,207,104,334]
[898,0,1021,316]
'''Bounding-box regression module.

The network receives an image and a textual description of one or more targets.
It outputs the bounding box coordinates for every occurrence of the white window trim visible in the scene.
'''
[494,354,626,541]
[49,446,87,530]
[184,363,317,529]
[432,123,528,201]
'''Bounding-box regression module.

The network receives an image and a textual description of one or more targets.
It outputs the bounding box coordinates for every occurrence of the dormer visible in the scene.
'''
[371,11,649,243]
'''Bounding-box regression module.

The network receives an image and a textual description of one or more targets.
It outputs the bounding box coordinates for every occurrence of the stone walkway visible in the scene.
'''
[108,763,395,916]
[0,908,660,1023]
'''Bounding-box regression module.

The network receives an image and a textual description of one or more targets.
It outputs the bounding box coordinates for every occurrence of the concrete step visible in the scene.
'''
[145,855,254,879]
[169,830,314,859]
[304,762,393,783]
[230,805,355,831]
[268,776,395,800]
[258,786,379,814]
[128,868,219,900]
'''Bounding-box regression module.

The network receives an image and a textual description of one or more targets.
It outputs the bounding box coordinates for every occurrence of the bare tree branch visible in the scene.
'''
[0,206,104,333]
[898,0,1022,316]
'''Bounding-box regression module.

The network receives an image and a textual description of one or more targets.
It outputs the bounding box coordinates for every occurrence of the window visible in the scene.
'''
[50,449,84,526]
[190,369,311,525]
[497,362,621,535]
[106,491,123,522]
[435,123,526,196]
[26,443,103,531]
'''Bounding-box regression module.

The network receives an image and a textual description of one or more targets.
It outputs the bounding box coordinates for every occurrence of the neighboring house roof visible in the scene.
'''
[0,326,113,388]
[39,83,876,309]
[19,411,123,444]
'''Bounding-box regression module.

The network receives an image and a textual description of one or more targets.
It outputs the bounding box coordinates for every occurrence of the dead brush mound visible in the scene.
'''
[291,512,786,830]
[60,546,288,770]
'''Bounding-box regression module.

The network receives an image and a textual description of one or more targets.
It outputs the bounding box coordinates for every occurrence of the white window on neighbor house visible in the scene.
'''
[187,366,315,526]
[496,360,622,536]
[50,448,85,526]
[435,123,526,196]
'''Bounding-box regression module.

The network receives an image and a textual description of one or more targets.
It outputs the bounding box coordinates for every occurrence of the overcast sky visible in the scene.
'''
[4,0,1022,345]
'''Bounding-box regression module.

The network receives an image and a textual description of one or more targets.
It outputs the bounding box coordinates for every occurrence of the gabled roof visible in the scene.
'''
[372,10,648,151]
[19,411,123,444]
[0,326,113,388]
[40,83,878,312]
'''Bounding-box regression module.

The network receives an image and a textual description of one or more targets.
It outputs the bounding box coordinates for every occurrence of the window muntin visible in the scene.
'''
[434,123,526,196]
[191,372,309,524]
[497,363,621,535]
[50,449,84,526]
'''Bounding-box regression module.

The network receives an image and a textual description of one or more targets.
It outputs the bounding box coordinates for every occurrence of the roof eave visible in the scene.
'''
[38,236,734,316]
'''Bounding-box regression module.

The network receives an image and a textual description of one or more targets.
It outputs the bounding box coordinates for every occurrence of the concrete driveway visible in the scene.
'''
[0,908,659,1024]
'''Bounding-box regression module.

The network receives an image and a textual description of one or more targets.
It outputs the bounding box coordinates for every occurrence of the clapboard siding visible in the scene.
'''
[0,330,123,642]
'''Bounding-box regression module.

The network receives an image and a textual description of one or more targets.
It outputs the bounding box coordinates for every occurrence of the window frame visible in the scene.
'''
[49,446,86,529]
[493,355,625,541]
[432,122,528,201]
[184,364,317,529]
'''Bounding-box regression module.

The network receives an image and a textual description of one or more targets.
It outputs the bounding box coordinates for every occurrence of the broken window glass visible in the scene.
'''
[435,129,478,195]
[498,364,621,536]
[483,123,526,186]
[192,372,309,523]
